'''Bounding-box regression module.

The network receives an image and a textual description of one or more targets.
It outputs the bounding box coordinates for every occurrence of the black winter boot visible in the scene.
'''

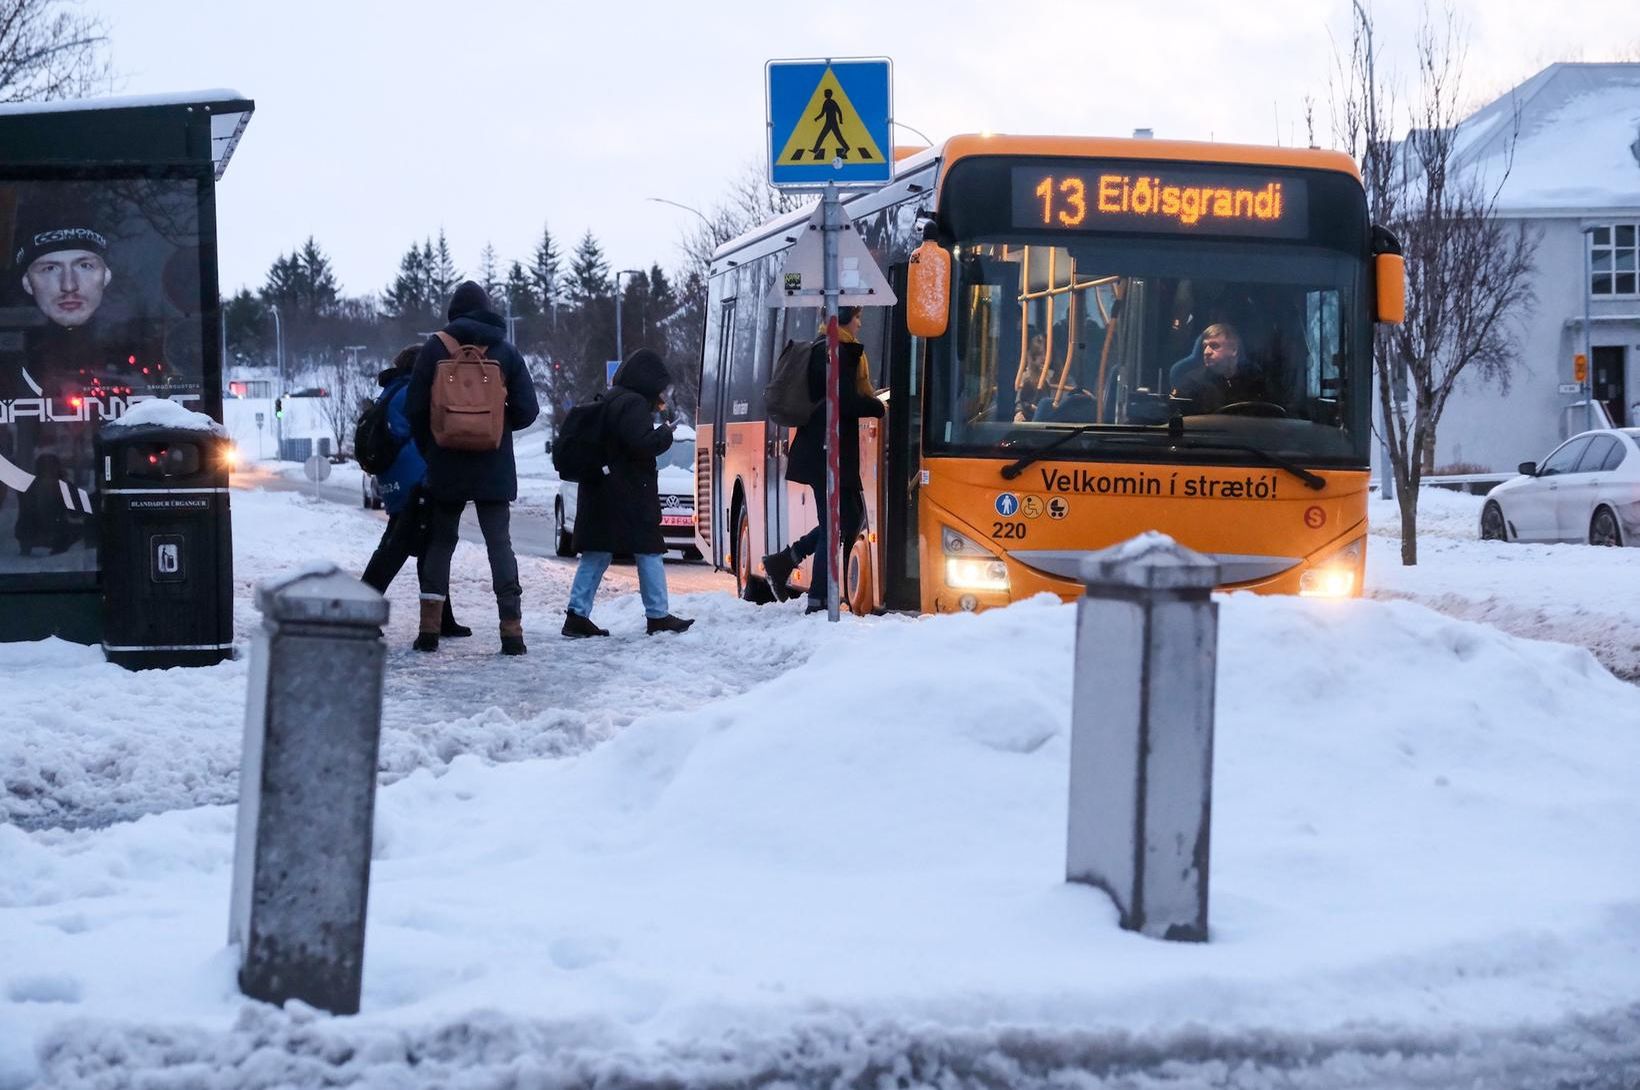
[761,547,796,600]
[562,611,610,638]
[500,617,527,656]
[646,614,696,635]
[440,599,472,638]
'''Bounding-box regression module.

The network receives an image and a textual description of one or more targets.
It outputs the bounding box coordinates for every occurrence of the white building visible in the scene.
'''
[1432,63,1640,472]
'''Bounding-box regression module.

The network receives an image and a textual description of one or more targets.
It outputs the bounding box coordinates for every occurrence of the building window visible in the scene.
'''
[1591,224,1638,297]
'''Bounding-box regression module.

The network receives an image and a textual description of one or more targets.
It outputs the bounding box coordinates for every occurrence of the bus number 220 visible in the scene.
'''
[992,521,1027,540]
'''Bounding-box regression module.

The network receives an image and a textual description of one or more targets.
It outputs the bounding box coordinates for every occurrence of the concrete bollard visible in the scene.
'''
[229,564,389,1015]
[1066,533,1220,942]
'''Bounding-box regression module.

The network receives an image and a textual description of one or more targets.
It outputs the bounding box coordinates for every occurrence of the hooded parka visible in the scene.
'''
[572,348,675,555]
[404,282,539,503]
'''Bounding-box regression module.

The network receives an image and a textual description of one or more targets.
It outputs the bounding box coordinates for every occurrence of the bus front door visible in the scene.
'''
[881,263,921,611]
[764,308,791,565]
[707,298,736,568]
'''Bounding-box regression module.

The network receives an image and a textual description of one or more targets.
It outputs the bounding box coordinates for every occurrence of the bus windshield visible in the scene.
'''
[926,237,1371,466]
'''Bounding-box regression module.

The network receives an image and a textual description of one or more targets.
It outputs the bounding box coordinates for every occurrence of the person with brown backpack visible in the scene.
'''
[404,281,540,654]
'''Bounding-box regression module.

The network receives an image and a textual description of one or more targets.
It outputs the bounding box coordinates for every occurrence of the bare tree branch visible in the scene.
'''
[0,0,112,103]
[1333,0,1540,565]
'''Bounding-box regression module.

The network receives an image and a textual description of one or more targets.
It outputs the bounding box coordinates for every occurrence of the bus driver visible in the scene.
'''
[1170,322,1269,414]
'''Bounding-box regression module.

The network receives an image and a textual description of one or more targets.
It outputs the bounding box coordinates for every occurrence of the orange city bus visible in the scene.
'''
[693,134,1404,614]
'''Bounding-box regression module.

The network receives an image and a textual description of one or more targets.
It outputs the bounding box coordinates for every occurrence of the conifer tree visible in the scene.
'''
[504,260,538,319]
[568,230,611,306]
[478,242,501,301]
[383,239,435,322]
[530,223,562,321]
[430,229,461,305]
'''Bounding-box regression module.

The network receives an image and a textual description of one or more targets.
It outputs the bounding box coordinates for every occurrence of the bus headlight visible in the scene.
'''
[1299,536,1364,597]
[942,526,1010,592]
[221,441,241,472]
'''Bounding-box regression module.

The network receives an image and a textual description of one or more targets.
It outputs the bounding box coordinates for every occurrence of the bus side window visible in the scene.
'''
[1305,289,1342,397]
[728,266,761,413]
[860,305,889,390]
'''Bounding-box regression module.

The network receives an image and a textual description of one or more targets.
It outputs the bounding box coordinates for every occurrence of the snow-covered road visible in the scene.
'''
[2,487,835,831]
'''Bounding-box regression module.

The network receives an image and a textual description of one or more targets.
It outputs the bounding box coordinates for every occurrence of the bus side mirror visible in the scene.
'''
[906,238,951,338]
[1375,253,1405,324]
[1371,224,1404,325]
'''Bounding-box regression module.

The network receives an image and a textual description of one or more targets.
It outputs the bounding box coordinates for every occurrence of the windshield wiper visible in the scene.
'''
[1170,437,1327,491]
[999,425,1102,480]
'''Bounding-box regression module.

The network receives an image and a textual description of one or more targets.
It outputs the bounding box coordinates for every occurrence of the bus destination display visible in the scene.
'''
[1010,164,1309,239]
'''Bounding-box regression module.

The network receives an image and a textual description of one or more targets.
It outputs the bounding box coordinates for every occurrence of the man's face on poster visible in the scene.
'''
[22,249,109,328]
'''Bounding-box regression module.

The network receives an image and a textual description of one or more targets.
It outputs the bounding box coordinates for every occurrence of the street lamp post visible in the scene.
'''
[645,196,713,232]
[269,303,284,454]
[1582,225,1597,433]
[614,268,642,369]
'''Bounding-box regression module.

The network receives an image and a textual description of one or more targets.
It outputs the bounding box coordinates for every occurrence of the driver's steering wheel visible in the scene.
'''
[1217,401,1287,418]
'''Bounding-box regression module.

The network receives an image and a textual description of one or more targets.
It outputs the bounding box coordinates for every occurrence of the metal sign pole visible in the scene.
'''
[822,182,842,622]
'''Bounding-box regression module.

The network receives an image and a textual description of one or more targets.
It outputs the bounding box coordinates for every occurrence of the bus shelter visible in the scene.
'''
[0,91,253,643]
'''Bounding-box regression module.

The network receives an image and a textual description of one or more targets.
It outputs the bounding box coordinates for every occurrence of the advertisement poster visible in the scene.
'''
[0,178,205,576]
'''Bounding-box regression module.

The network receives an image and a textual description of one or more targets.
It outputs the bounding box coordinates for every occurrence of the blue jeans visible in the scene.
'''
[569,552,669,619]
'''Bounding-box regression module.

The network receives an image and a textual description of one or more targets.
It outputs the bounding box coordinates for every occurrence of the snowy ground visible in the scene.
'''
[1,484,1637,1088]
[1367,489,1640,681]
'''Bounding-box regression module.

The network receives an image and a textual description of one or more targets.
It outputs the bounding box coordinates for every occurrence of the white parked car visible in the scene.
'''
[554,424,701,559]
[1481,428,1640,546]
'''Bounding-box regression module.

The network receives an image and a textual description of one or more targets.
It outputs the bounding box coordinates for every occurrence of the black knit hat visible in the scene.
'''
[13,199,108,269]
[447,280,491,321]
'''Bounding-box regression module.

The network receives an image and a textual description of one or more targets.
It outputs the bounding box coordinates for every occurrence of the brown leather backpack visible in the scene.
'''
[429,331,507,451]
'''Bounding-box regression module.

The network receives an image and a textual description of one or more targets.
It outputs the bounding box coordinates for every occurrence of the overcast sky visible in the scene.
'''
[107,0,1638,297]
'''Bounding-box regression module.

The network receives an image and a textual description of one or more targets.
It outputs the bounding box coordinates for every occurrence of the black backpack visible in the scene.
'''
[354,380,405,475]
[765,337,823,427]
[552,397,609,483]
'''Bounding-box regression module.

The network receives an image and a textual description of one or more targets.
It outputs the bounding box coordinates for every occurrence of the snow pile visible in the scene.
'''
[1367,490,1640,679]
[103,397,227,436]
[3,590,1637,1087]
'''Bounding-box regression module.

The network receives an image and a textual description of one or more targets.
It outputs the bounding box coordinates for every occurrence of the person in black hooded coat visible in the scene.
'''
[405,281,539,654]
[761,306,884,613]
[563,347,694,637]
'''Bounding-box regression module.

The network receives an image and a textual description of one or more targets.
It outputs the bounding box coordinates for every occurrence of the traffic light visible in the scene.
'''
[274,397,284,419]
[1573,353,1588,385]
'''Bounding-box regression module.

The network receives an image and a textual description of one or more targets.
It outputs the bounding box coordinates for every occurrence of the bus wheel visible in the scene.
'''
[734,508,773,604]
[846,536,875,615]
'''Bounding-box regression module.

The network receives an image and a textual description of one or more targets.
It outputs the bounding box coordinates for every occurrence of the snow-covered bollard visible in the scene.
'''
[229,565,389,1015]
[1066,533,1220,942]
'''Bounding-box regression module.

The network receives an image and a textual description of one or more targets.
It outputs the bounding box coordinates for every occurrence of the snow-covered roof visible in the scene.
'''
[1454,64,1640,215]
[0,89,247,116]
[0,90,254,180]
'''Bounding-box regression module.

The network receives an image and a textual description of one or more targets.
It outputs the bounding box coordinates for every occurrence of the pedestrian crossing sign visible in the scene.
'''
[767,58,892,188]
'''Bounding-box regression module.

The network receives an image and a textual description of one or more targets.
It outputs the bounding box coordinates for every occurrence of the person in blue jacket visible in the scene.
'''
[360,345,469,637]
